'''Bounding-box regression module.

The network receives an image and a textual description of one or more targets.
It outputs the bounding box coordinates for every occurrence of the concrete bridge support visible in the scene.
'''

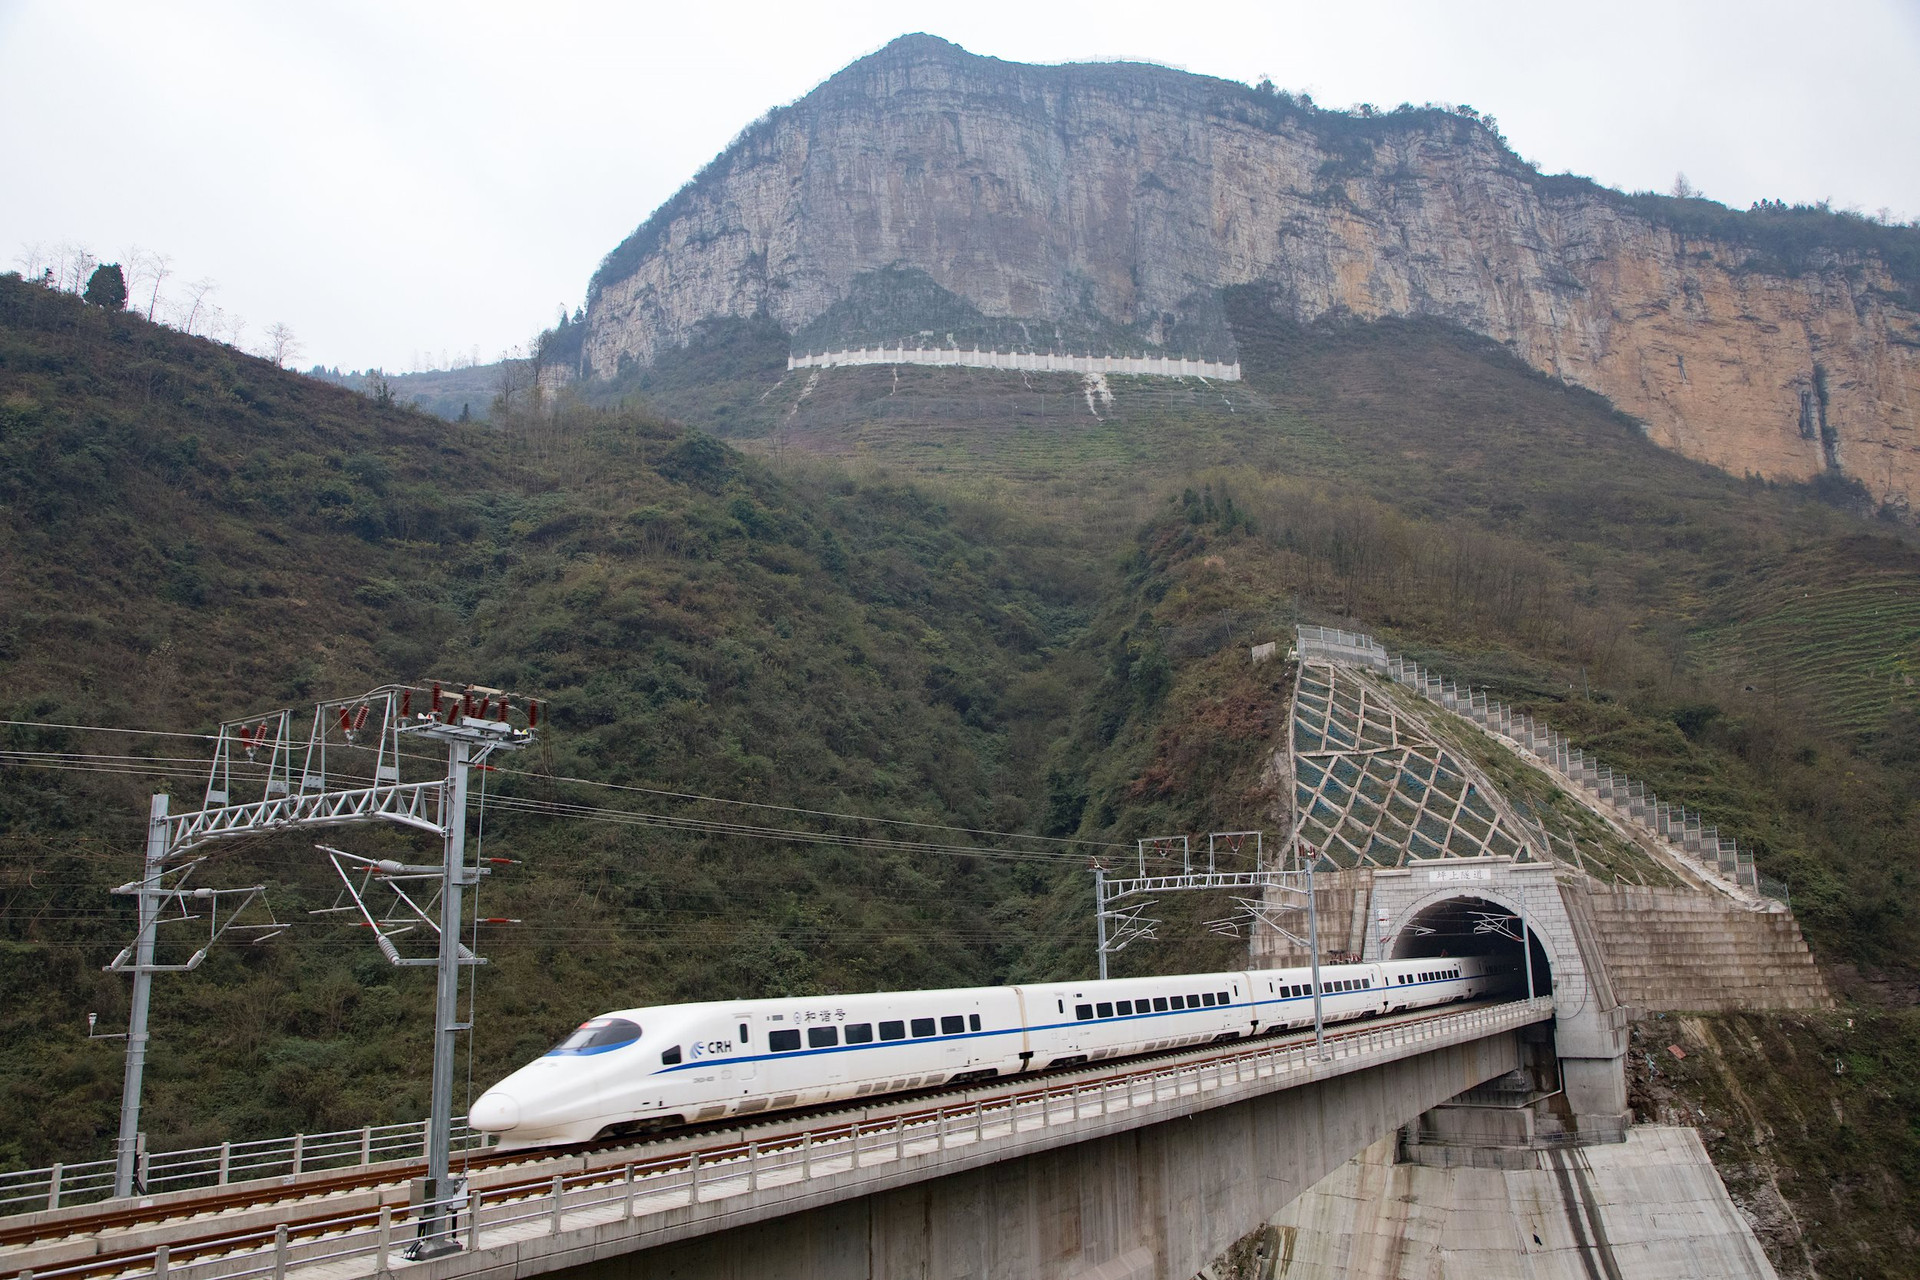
[550,1033,1524,1280]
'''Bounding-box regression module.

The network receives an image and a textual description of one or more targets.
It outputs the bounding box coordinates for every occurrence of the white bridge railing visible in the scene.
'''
[0,1119,485,1214]
[14,999,1549,1280]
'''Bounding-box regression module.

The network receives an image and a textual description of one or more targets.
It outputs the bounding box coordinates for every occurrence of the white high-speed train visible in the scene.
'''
[470,955,1513,1149]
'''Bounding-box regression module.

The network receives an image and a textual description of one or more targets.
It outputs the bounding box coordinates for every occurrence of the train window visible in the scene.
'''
[740,1023,750,1042]
[912,1018,937,1037]
[969,1014,981,1031]
[808,1026,839,1048]
[845,1023,874,1044]
[1076,1004,1094,1021]
[1199,993,1215,1007]
[1169,995,1185,1010]
[1116,1000,1132,1016]
[769,1029,801,1052]
[1189,993,1202,1006]
[880,1020,906,1041]
[941,1015,965,1035]
[660,1045,682,1065]
[1057,1000,1065,1014]
[549,1016,642,1056]
[1153,997,1168,1011]
[1096,1002,1113,1018]
[1217,991,1229,1005]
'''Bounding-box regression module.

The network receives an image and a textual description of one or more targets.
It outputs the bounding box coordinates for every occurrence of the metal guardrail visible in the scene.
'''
[8,999,1550,1280]
[0,1119,486,1214]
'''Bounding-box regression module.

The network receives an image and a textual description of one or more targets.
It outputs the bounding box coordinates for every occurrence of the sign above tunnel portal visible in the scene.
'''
[1426,866,1496,884]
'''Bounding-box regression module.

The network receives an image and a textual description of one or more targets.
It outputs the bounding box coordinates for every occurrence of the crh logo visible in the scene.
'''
[690,1042,706,1059]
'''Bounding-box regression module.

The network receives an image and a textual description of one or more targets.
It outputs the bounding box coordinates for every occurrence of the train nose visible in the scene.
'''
[469,1091,521,1132]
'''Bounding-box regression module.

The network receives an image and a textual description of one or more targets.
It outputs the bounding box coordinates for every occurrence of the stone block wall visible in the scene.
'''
[1582,887,1831,1013]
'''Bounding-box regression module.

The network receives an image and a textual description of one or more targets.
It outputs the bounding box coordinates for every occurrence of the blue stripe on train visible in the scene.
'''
[646,974,1478,1076]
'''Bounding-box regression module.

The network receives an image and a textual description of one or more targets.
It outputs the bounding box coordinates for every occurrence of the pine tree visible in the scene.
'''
[83,263,128,310]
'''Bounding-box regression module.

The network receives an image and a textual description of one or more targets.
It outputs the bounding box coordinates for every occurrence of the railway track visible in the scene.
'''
[1,998,1528,1280]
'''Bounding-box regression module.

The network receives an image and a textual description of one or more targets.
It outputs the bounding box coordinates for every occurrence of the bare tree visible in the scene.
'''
[179,277,218,334]
[12,242,49,281]
[1670,172,1700,200]
[58,242,98,293]
[265,322,301,367]
[127,247,173,321]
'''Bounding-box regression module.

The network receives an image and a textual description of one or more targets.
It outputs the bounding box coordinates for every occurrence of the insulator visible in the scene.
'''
[528,701,540,728]
[494,701,507,722]
[257,722,270,742]
[476,697,491,720]
[486,857,520,865]
[480,918,520,924]
[463,691,475,716]
[353,705,369,731]
[400,690,412,717]
[238,724,253,745]
[338,708,352,733]
[431,682,442,713]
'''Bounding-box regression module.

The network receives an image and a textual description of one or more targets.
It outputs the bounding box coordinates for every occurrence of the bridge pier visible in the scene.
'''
[533,1034,1524,1280]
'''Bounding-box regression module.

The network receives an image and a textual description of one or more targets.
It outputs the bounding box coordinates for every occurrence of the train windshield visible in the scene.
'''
[547,1017,642,1056]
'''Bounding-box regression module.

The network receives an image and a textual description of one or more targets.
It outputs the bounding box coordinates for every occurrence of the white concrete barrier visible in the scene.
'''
[787,347,1242,382]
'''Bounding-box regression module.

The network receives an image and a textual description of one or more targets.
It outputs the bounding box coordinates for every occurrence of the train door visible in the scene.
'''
[729,1012,757,1086]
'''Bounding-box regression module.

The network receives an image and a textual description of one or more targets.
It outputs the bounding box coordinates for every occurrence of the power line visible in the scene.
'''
[0,720,217,740]
[4,716,1121,852]
[0,730,1107,865]
[495,767,1125,850]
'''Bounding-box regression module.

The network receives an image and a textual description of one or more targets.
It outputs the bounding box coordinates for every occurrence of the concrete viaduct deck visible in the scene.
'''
[6,1000,1549,1280]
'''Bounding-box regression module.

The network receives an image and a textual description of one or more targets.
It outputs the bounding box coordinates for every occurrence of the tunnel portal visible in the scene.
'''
[1389,894,1553,996]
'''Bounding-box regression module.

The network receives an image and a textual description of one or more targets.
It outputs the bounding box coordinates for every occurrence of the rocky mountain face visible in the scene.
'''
[582,34,1920,506]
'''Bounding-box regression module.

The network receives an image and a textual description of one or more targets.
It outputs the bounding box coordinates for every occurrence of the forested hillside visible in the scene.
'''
[0,277,1105,1166]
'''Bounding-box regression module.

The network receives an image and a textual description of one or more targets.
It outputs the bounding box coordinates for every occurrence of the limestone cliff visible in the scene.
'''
[583,34,1920,506]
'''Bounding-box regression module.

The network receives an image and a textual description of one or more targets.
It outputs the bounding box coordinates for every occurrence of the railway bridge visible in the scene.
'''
[2,996,1551,1280]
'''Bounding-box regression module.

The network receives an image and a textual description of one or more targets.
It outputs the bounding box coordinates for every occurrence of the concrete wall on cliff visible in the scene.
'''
[582,34,1920,506]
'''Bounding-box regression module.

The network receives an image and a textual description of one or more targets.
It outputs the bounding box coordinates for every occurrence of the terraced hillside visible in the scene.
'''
[1695,540,1920,738]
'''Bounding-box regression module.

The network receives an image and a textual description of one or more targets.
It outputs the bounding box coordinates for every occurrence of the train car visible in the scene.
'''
[471,956,1518,1150]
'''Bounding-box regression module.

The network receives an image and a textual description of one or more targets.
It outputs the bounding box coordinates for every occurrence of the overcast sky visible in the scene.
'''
[4,0,1916,372]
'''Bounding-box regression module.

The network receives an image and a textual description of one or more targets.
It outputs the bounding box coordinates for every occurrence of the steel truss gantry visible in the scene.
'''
[106,682,538,1259]
[1091,830,1336,1055]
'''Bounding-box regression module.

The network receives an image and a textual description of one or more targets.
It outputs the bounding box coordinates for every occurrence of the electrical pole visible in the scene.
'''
[416,740,471,1255]
[1094,865,1108,981]
[1307,855,1325,1058]
[399,703,530,1258]
[112,794,168,1198]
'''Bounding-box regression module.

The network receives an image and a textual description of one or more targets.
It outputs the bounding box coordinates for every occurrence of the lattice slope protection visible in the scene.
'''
[1291,660,1541,868]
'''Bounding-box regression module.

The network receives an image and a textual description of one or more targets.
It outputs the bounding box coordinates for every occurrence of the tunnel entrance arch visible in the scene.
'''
[1388,893,1553,997]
